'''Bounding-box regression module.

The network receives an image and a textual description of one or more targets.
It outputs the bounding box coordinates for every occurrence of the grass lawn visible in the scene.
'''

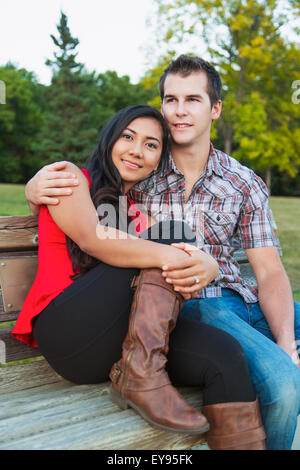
[269,197,300,303]
[0,184,299,301]
[0,184,31,216]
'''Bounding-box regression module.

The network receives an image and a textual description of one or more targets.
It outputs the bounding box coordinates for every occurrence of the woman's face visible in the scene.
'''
[112,117,163,193]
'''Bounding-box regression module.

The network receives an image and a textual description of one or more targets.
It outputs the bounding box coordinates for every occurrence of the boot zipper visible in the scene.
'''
[120,271,144,396]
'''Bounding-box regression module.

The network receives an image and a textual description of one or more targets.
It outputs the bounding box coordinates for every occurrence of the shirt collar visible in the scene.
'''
[207,143,224,177]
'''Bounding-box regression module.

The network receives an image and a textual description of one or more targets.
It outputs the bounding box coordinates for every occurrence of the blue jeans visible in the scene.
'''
[180,289,300,450]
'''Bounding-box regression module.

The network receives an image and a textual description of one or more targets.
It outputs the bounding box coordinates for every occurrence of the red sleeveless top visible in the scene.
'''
[12,169,147,347]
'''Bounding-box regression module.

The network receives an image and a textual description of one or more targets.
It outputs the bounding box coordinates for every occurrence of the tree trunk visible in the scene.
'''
[221,118,233,155]
[224,135,232,155]
[265,167,272,195]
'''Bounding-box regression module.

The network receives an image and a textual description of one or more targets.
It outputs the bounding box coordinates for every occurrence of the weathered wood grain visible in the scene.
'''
[0,359,63,393]
[0,327,41,364]
[0,216,38,252]
[0,381,110,419]
[0,251,38,320]
[0,377,205,450]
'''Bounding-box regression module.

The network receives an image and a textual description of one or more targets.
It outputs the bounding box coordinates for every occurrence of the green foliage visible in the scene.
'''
[0,65,43,182]
[0,12,156,181]
[33,12,99,167]
[140,51,178,109]
[1,8,299,194]
[151,0,300,191]
[46,12,81,74]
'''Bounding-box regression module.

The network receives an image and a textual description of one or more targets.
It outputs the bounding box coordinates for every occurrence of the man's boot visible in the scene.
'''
[109,268,209,434]
[203,398,266,449]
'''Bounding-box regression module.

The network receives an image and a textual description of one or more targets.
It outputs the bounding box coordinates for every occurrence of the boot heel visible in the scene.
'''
[110,386,129,410]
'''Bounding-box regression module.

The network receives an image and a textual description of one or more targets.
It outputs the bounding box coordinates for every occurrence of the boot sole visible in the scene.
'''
[109,386,210,435]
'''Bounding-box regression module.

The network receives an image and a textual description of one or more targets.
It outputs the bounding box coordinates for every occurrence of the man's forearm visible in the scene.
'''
[257,269,295,353]
[246,246,298,365]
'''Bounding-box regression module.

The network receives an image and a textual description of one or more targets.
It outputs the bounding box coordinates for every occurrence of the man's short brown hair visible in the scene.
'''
[159,54,222,107]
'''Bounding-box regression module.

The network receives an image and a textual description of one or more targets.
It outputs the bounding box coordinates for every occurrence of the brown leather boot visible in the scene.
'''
[109,268,209,434]
[203,398,267,450]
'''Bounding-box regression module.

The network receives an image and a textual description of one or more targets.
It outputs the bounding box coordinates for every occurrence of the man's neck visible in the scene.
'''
[170,138,211,203]
[170,139,211,179]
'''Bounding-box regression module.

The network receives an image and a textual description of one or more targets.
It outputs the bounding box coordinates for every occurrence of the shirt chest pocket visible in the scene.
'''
[204,210,238,245]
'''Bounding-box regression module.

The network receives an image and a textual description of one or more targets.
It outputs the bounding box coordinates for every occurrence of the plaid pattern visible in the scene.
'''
[128,144,277,303]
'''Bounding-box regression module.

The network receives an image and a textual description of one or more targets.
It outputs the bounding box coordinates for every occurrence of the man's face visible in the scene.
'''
[161,71,221,148]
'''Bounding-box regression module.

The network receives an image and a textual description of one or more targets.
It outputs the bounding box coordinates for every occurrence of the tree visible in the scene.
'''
[0,64,43,182]
[35,12,156,168]
[98,70,156,112]
[35,12,99,166]
[150,0,300,192]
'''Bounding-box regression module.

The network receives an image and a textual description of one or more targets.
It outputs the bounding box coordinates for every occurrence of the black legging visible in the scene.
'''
[33,221,256,406]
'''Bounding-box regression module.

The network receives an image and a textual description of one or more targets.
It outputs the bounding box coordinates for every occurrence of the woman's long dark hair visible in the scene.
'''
[66,104,170,278]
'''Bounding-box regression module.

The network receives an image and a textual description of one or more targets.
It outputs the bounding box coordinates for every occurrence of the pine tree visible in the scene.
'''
[35,12,98,166]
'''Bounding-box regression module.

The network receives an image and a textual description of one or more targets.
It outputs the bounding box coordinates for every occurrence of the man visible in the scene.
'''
[25,55,300,450]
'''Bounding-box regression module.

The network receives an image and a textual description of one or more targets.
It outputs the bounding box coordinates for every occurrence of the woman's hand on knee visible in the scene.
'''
[161,243,219,297]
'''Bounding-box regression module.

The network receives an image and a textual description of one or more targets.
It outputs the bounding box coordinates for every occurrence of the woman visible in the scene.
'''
[13,105,266,449]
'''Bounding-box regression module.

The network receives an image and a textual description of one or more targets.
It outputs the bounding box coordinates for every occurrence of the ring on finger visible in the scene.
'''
[193,276,200,284]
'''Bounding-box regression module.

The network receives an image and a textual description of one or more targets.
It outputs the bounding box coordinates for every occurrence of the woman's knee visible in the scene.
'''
[140,220,196,246]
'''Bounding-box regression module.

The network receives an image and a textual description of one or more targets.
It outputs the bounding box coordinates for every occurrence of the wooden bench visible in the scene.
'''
[0,215,280,451]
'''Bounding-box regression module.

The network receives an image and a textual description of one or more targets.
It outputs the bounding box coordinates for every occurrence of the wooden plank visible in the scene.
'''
[239,263,257,287]
[233,249,249,264]
[0,216,38,252]
[0,381,110,419]
[0,251,37,317]
[0,412,206,450]
[0,359,63,393]
[0,327,41,363]
[0,255,38,316]
[0,310,18,323]
[0,381,205,450]
[0,384,112,442]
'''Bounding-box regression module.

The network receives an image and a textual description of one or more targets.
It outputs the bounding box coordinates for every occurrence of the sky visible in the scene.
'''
[1,0,159,85]
[1,0,298,87]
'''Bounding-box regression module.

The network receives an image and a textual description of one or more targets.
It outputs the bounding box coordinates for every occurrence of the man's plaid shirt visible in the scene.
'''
[128,144,278,303]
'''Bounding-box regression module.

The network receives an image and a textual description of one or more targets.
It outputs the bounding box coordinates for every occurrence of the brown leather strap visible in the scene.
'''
[110,364,171,391]
[126,370,171,392]
[207,425,266,449]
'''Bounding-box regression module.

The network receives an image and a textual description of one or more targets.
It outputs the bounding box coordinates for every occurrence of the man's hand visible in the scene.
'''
[162,242,219,300]
[25,161,79,211]
[277,338,300,369]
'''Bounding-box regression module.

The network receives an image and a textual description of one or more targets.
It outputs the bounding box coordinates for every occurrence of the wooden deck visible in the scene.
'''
[0,360,205,450]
